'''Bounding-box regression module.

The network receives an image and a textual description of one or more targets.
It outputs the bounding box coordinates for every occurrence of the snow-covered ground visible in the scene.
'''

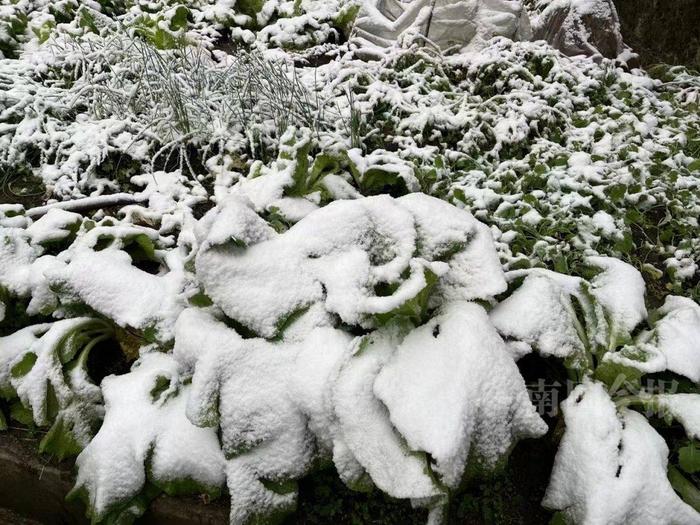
[1,1,700,524]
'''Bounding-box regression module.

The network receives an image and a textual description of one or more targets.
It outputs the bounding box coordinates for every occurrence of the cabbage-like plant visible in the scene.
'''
[490,259,700,523]
[0,317,113,459]
[4,176,700,525]
[68,193,548,523]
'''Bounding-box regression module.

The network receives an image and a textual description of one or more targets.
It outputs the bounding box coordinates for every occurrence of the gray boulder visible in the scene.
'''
[527,0,630,59]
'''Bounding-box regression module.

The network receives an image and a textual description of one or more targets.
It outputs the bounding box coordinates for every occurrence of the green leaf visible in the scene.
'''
[680,443,700,474]
[78,7,99,33]
[69,480,161,525]
[188,293,213,307]
[333,4,360,36]
[605,183,627,202]
[593,345,649,390]
[613,232,634,254]
[668,464,700,512]
[10,352,37,378]
[549,512,569,525]
[374,268,438,327]
[170,6,189,31]
[688,159,700,172]
[39,415,82,460]
[10,401,34,426]
[150,375,173,402]
[236,0,266,21]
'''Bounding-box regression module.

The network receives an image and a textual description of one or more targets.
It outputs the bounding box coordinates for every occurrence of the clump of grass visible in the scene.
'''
[56,27,340,176]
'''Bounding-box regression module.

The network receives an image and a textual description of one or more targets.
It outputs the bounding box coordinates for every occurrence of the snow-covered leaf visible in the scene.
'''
[543,381,700,524]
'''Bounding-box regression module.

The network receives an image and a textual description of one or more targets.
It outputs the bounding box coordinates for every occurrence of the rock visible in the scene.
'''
[528,0,629,60]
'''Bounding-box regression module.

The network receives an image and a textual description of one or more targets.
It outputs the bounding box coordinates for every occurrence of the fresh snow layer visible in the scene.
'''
[543,381,700,525]
[333,325,443,500]
[656,394,700,441]
[196,193,506,338]
[2,318,107,446]
[172,295,548,520]
[650,296,700,383]
[587,256,647,340]
[72,352,225,521]
[47,249,186,341]
[374,301,547,487]
[490,258,649,364]
[490,269,588,360]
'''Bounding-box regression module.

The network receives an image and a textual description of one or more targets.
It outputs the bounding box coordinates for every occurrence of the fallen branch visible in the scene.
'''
[26,192,148,219]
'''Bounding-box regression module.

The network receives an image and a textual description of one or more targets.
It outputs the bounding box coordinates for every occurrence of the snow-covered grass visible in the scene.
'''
[1,1,700,524]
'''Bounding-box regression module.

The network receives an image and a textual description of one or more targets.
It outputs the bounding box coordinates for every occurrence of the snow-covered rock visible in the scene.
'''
[528,0,629,59]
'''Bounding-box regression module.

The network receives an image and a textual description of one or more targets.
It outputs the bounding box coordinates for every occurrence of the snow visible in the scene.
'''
[333,324,443,500]
[648,296,700,382]
[4,318,106,446]
[0,227,36,297]
[175,308,347,522]
[587,256,647,343]
[72,352,225,521]
[656,394,700,441]
[196,193,506,338]
[374,301,546,488]
[1,2,700,523]
[26,208,81,246]
[173,297,546,519]
[47,249,186,342]
[491,257,650,366]
[543,381,700,525]
[490,269,588,361]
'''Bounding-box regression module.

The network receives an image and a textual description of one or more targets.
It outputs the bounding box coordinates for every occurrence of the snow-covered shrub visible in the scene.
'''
[2,174,700,524]
[68,351,225,523]
[195,192,507,337]
[0,25,343,198]
[490,257,700,523]
[2,1,700,523]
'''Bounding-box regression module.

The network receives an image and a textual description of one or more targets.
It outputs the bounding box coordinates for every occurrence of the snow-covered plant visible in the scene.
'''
[325,38,700,291]
[61,193,549,523]
[68,351,225,523]
[490,257,700,522]
[0,317,113,458]
[57,29,340,170]
[0,24,345,197]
